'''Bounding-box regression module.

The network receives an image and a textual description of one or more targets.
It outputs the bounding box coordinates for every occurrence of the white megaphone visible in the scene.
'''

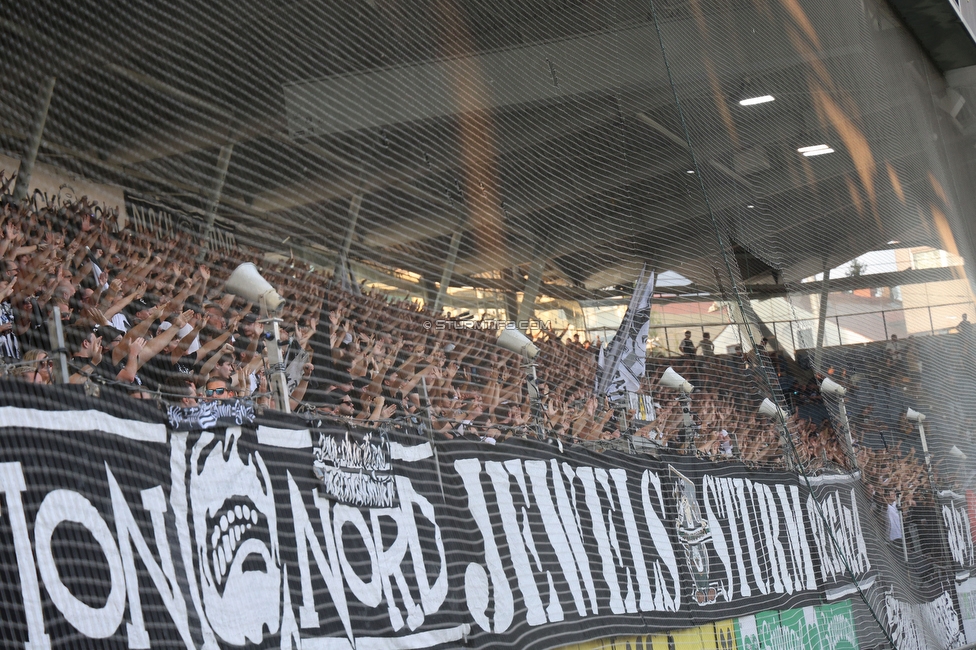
[659,367,693,393]
[906,408,925,422]
[497,327,539,359]
[950,445,968,461]
[225,263,284,312]
[758,398,789,420]
[820,377,847,397]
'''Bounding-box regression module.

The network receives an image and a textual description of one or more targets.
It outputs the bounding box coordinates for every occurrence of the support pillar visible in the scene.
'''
[419,276,438,309]
[501,267,521,323]
[197,143,234,263]
[432,229,463,314]
[713,268,762,353]
[12,76,56,203]
[335,193,363,292]
[813,263,831,374]
[516,235,550,330]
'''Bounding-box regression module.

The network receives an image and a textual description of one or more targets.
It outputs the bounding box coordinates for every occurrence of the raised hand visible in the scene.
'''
[90,336,103,366]
[3,221,19,243]
[446,361,459,381]
[83,307,111,327]
[174,309,193,329]
[129,337,147,358]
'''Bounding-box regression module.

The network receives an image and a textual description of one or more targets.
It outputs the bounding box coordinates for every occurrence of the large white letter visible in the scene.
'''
[554,462,599,614]
[776,485,816,592]
[394,476,448,616]
[702,475,733,601]
[0,462,50,650]
[577,466,624,614]
[525,460,586,617]
[333,505,382,608]
[455,458,513,633]
[34,490,125,639]
[286,472,353,645]
[639,470,679,611]
[369,507,423,631]
[485,460,546,625]
[107,467,192,649]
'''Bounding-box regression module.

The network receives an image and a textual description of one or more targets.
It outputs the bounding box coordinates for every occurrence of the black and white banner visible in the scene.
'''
[125,193,238,254]
[0,385,961,649]
[939,490,976,578]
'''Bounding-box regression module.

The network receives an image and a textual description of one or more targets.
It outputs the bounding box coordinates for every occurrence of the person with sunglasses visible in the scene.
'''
[14,349,52,384]
[203,378,235,400]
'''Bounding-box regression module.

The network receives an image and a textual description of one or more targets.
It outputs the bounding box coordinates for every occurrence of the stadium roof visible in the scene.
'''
[1,0,975,301]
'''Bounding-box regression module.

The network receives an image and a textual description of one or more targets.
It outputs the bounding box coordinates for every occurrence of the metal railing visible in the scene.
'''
[638,301,976,356]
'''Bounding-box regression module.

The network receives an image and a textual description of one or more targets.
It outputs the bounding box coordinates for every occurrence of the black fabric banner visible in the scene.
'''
[0,384,957,649]
[124,192,238,254]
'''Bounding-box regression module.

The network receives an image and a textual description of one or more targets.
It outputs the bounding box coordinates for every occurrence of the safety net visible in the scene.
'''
[0,0,974,648]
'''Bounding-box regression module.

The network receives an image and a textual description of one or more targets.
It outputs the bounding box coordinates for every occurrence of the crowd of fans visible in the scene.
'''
[0,176,943,504]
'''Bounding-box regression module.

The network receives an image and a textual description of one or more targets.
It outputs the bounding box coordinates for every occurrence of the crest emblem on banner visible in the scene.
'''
[670,466,724,605]
[312,427,397,507]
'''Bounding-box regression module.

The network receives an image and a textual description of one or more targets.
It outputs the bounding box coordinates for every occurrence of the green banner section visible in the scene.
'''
[553,601,860,650]
[733,601,857,650]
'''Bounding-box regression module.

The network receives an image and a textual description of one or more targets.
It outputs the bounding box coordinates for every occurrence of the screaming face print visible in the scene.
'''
[190,427,281,645]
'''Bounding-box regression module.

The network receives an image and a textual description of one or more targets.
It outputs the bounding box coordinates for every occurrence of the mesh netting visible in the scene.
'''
[0,0,974,648]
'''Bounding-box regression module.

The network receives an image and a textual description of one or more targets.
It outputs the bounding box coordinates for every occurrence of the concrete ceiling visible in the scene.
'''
[0,0,972,303]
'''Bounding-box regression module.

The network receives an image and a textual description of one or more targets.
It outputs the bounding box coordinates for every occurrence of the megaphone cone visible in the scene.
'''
[906,408,925,422]
[820,377,847,397]
[659,367,693,393]
[758,397,788,420]
[225,263,283,312]
[497,327,539,359]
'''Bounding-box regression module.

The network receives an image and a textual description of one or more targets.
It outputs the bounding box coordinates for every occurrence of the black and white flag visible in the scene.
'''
[595,266,656,401]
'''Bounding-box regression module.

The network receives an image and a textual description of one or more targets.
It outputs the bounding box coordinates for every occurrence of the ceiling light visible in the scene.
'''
[747,204,755,208]
[798,144,834,157]
[686,170,695,174]
[887,240,900,245]
[739,95,775,106]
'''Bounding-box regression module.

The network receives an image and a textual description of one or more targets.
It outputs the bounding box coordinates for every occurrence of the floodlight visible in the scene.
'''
[820,377,847,397]
[659,367,693,393]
